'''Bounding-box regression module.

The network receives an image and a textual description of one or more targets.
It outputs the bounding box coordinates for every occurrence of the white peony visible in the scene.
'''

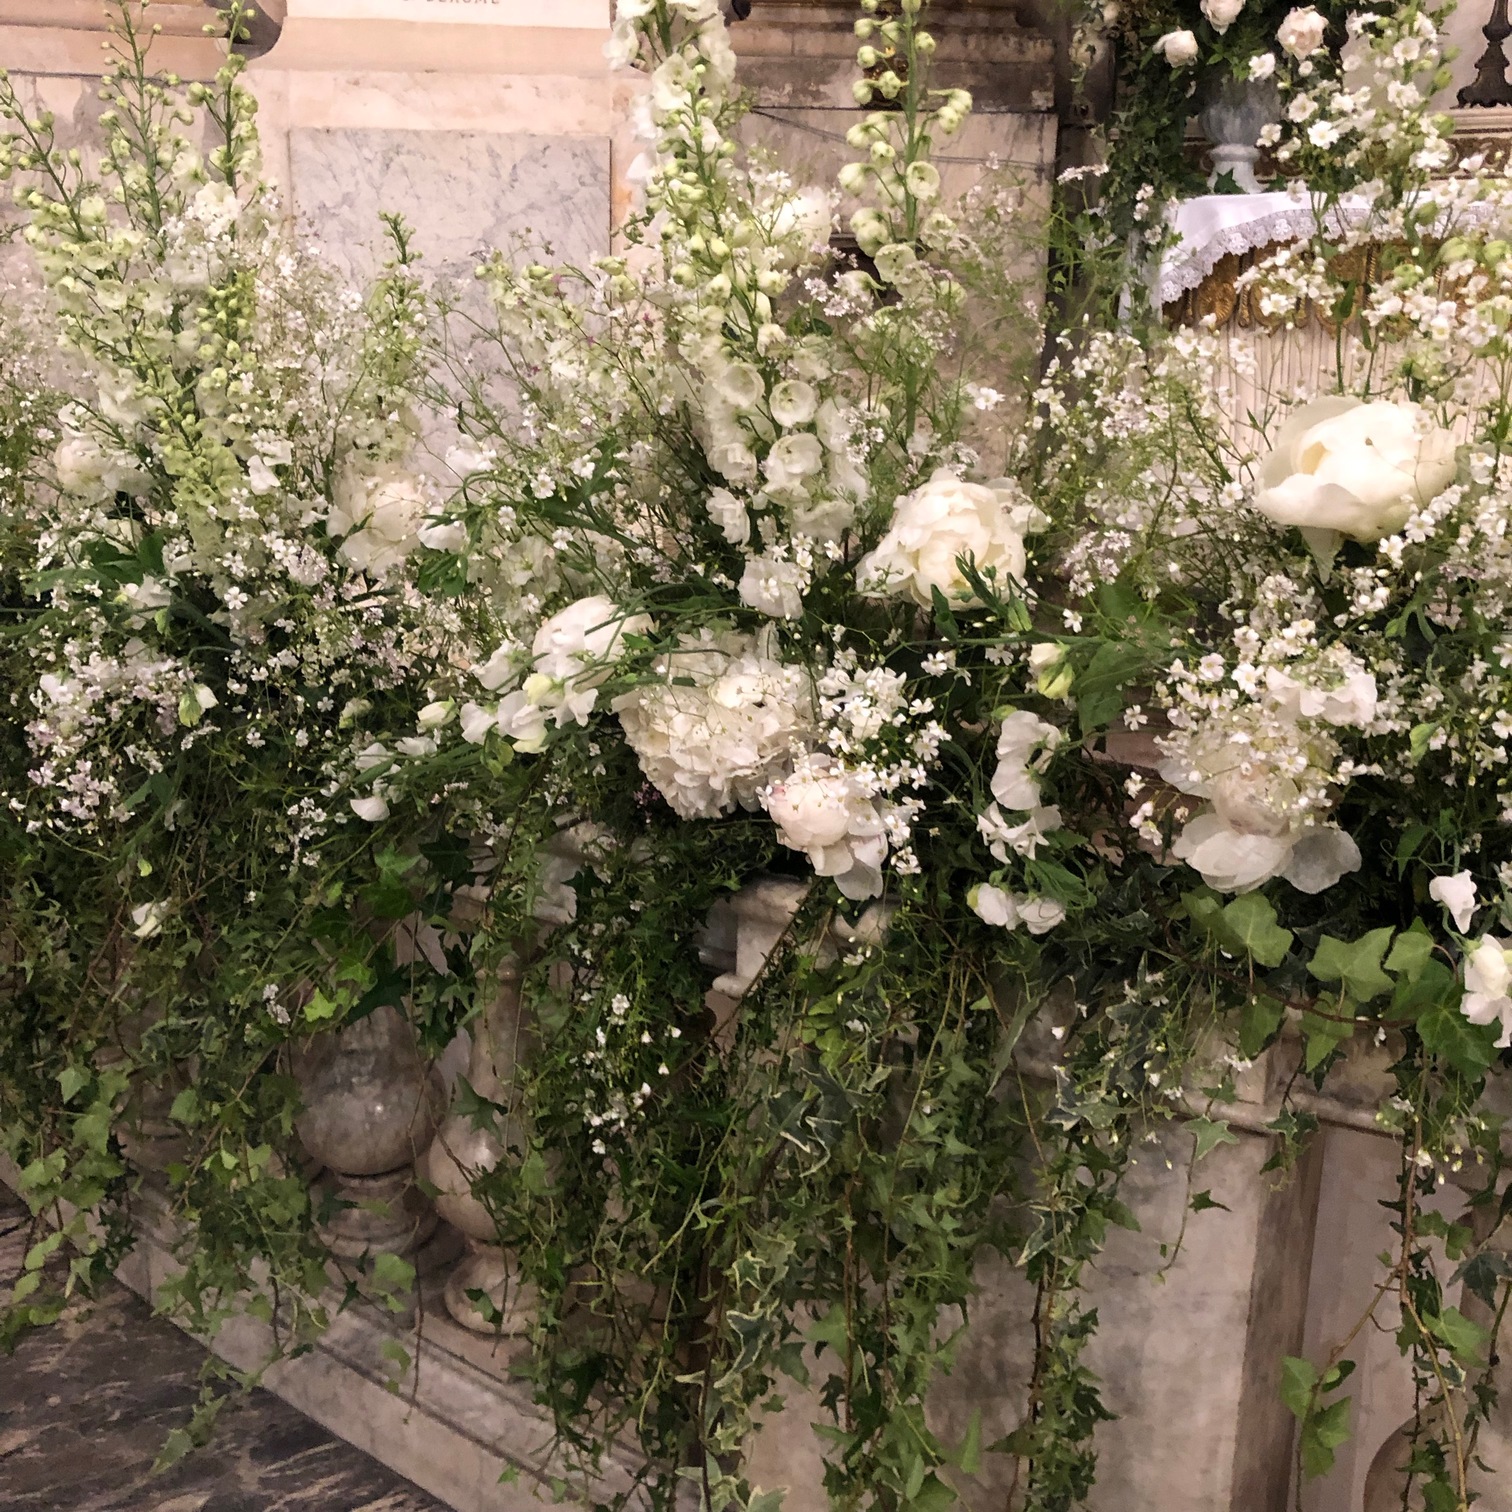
[1276,6,1327,58]
[328,464,431,576]
[1430,872,1478,934]
[765,758,889,901]
[614,632,814,819]
[1201,0,1245,32]
[1155,29,1200,65]
[1462,937,1512,1046]
[739,554,808,620]
[1252,398,1457,550]
[857,468,1046,608]
[992,711,1063,810]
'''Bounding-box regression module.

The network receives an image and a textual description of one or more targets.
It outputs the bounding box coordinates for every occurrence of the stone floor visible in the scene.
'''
[0,1189,449,1512]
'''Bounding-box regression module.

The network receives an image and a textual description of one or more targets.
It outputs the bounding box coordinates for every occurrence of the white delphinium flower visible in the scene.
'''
[1430,872,1478,934]
[857,468,1046,608]
[1462,936,1512,1046]
[614,631,814,819]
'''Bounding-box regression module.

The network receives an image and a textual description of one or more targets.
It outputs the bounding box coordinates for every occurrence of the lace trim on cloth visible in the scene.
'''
[1156,193,1346,305]
[1156,190,1500,306]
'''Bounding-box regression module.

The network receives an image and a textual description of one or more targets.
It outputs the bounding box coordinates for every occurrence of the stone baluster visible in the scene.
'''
[422,958,540,1332]
[293,1002,445,1260]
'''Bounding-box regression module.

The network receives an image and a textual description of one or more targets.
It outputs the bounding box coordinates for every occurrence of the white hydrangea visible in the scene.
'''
[613,631,814,819]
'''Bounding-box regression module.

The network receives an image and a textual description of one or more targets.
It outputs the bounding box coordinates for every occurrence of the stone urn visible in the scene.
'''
[1199,74,1280,194]
[423,958,539,1332]
[293,1003,445,1260]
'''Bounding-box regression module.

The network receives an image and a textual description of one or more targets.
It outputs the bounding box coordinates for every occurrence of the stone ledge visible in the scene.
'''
[0,1153,637,1512]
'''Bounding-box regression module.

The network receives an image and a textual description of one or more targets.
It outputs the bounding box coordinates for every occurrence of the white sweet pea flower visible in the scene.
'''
[458,701,496,744]
[247,455,280,495]
[968,885,1065,935]
[1155,29,1200,65]
[350,794,391,823]
[706,487,751,545]
[857,468,1046,608]
[739,555,808,619]
[130,902,167,939]
[417,515,468,552]
[1252,397,1457,553]
[978,803,1063,862]
[417,700,455,731]
[1430,872,1478,934]
[1277,6,1327,59]
[497,690,551,753]
[530,596,654,725]
[991,711,1063,810]
[327,463,432,576]
[1462,936,1512,1046]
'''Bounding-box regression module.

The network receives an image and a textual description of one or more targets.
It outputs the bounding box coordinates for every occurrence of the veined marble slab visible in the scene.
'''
[288,127,611,283]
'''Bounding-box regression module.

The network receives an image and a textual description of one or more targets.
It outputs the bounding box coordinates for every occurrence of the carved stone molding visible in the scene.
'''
[0,0,226,78]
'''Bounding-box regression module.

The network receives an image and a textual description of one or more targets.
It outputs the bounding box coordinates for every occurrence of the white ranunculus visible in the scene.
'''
[766,761,889,900]
[1201,0,1245,32]
[1276,5,1327,58]
[739,555,808,620]
[1155,29,1200,65]
[857,468,1046,609]
[1430,871,1478,934]
[1252,397,1457,549]
[328,464,431,576]
[992,711,1063,810]
[1463,936,1512,1046]
[770,380,819,429]
[707,487,751,545]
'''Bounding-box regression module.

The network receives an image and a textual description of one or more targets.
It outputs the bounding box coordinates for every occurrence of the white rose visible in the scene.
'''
[1155,29,1200,65]
[739,555,808,620]
[328,464,431,576]
[1430,871,1478,934]
[1463,936,1512,1047]
[1276,6,1327,58]
[1253,397,1457,549]
[857,468,1046,609]
[991,711,1063,810]
[1201,0,1245,32]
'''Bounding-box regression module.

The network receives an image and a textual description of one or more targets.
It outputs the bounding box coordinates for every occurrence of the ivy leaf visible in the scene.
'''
[1221,893,1293,968]
[1427,1306,1488,1367]
[57,1067,88,1105]
[1310,929,1395,1002]
[1239,995,1286,1058]
[1188,1117,1239,1161]
[1452,1250,1512,1311]
[955,1408,983,1475]
[1418,992,1496,1078]
[1190,1189,1229,1213]
[1384,924,1434,984]
[1301,1000,1355,1072]
[1280,1356,1318,1418]
[1300,1396,1352,1478]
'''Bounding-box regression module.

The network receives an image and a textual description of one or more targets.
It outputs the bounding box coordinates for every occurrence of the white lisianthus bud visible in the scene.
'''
[1155,28,1200,64]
